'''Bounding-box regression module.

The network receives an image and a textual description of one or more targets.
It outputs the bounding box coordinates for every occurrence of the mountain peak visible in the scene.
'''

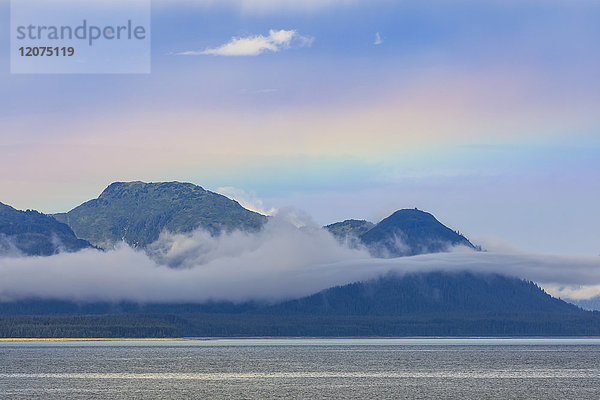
[323,208,477,257]
[54,181,267,249]
[379,208,439,227]
[390,208,432,217]
[99,181,206,199]
[360,208,476,257]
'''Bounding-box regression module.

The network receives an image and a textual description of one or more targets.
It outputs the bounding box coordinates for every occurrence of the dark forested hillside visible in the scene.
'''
[2,312,600,338]
[0,202,92,256]
[360,209,476,256]
[267,272,580,315]
[326,209,477,257]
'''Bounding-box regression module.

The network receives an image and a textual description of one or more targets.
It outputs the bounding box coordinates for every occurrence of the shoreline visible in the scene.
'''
[3,336,600,342]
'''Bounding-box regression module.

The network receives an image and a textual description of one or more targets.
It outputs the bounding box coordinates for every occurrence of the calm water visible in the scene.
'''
[1,338,600,399]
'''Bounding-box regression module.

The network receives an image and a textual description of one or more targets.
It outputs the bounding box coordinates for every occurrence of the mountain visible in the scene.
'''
[325,219,375,241]
[0,202,92,256]
[328,209,477,257]
[53,181,268,249]
[267,272,579,316]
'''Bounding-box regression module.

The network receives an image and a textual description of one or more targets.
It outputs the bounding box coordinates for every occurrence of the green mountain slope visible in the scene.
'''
[325,219,375,241]
[53,181,267,249]
[0,202,92,256]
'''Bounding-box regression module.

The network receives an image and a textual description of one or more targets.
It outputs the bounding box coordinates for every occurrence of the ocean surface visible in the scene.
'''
[1,338,600,399]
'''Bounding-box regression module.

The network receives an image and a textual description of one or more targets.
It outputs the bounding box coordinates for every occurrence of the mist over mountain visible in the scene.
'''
[0,202,92,256]
[0,181,481,263]
[0,272,581,317]
[326,209,477,257]
[326,220,375,241]
[49,182,478,259]
[2,272,597,338]
[2,181,599,337]
[53,181,267,249]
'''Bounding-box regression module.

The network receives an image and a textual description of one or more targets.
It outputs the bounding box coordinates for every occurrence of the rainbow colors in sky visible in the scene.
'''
[0,0,598,255]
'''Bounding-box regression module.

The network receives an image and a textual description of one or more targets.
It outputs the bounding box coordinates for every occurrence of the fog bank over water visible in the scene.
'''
[0,215,598,303]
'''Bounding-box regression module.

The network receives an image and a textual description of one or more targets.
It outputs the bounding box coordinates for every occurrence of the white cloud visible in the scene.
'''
[177,29,313,56]
[473,236,526,254]
[217,186,277,216]
[0,217,372,303]
[543,284,600,301]
[0,235,22,258]
[374,32,383,45]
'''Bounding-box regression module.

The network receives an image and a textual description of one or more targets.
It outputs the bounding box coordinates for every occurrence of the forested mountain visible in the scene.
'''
[0,202,92,256]
[1,185,595,338]
[326,219,375,241]
[53,181,268,249]
[267,272,579,315]
[327,209,476,257]
[361,209,476,256]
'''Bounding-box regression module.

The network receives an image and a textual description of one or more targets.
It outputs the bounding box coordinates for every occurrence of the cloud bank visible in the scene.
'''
[1,213,599,304]
[177,29,313,56]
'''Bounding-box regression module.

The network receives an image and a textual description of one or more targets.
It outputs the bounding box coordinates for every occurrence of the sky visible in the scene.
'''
[1,0,599,256]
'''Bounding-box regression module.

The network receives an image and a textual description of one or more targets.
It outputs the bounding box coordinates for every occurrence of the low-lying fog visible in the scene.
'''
[1,212,599,304]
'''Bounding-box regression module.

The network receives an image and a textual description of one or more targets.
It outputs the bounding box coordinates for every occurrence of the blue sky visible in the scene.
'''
[0,0,599,255]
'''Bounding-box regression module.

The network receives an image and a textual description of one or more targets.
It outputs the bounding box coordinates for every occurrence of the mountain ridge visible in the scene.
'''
[326,209,477,257]
[266,272,579,316]
[0,202,92,256]
[53,181,268,249]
